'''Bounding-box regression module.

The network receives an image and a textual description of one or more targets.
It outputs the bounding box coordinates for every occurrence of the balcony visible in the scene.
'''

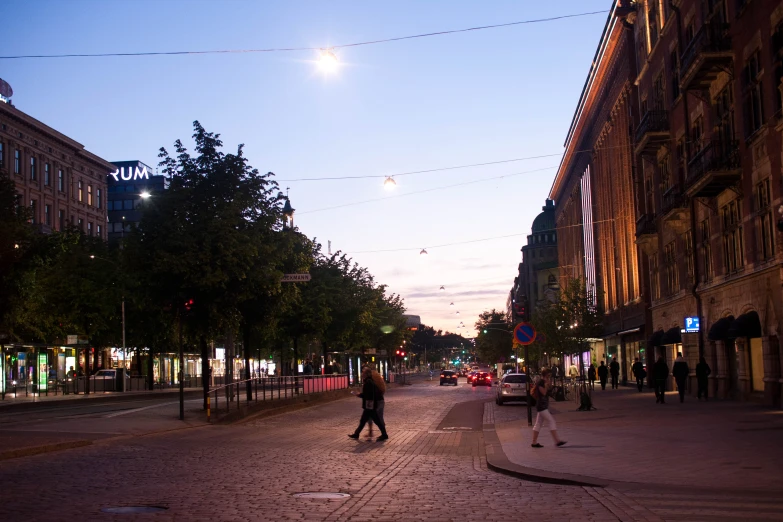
[684,140,741,197]
[661,185,690,233]
[680,22,732,91]
[635,214,659,254]
[634,110,670,155]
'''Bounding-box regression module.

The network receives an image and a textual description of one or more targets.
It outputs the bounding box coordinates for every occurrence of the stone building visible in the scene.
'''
[633,0,783,406]
[510,199,559,323]
[0,96,113,239]
[549,1,649,383]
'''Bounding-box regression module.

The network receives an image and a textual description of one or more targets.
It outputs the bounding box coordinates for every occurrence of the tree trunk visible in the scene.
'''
[200,335,210,410]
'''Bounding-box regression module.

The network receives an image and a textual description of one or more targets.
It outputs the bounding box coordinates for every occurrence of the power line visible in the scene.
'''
[0,10,608,60]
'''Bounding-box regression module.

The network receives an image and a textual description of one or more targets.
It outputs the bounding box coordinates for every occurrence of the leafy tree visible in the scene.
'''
[474,309,512,364]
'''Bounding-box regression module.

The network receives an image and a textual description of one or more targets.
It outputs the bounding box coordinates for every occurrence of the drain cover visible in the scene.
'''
[101,507,168,514]
[293,492,351,500]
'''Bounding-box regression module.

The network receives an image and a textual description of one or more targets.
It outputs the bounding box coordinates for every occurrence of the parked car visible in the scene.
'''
[439,370,458,386]
[89,369,129,391]
[496,373,529,405]
[472,371,492,387]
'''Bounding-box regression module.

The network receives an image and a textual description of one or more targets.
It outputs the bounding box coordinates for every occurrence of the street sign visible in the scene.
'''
[281,273,311,282]
[513,322,536,346]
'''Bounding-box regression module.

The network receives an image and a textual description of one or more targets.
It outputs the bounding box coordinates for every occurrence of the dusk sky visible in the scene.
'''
[2,0,610,335]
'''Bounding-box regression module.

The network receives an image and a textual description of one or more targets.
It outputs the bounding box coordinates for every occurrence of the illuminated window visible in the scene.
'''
[87,185,93,206]
[78,180,83,202]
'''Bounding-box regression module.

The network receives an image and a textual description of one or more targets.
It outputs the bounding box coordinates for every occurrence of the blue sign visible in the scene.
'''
[514,322,537,346]
[684,317,700,333]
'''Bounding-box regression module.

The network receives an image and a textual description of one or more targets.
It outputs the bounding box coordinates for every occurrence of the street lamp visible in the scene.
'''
[383,176,397,190]
[139,192,151,199]
[317,48,339,73]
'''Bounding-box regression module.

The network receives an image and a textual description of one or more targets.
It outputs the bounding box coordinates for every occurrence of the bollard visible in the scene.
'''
[207,395,211,423]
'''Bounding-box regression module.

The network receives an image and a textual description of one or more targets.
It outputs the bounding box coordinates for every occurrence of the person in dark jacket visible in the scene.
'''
[349,367,388,442]
[652,356,669,404]
[597,361,608,390]
[631,358,645,392]
[696,356,711,401]
[587,363,596,389]
[672,353,690,403]
[609,358,620,389]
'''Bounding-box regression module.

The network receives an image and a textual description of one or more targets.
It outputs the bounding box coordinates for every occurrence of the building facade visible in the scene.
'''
[107,160,164,242]
[510,199,559,324]
[550,1,649,384]
[633,0,783,406]
[0,100,113,239]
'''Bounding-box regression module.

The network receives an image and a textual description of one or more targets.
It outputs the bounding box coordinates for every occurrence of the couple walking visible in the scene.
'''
[348,366,389,442]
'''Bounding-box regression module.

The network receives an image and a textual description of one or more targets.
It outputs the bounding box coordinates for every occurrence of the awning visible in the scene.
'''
[728,311,762,339]
[661,327,682,345]
[648,330,665,347]
[708,316,735,341]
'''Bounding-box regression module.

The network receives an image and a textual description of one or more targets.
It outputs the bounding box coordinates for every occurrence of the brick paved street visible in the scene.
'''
[1,379,782,521]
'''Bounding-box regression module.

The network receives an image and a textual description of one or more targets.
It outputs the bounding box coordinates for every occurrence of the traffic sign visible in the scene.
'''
[513,322,536,346]
[281,273,311,282]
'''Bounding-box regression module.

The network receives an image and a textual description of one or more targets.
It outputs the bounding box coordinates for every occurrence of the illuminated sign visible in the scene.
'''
[38,353,48,392]
[684,317,700,333]
[109,165,149,182]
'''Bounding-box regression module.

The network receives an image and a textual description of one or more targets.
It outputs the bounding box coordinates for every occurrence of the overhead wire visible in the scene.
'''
[0,10,608,60]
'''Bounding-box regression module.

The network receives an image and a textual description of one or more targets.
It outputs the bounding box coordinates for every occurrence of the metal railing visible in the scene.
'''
[1,374,151,399]
[661,185,688,215]
[206,374,350,422]
[635,214,657,236]
[634,110,669,144]
[685,140,740,188]
[680,21,731,76]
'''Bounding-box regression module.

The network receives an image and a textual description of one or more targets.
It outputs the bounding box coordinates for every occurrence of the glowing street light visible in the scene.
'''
[384,176,397,190]
[140,192,151,199]
[317,48,338,73]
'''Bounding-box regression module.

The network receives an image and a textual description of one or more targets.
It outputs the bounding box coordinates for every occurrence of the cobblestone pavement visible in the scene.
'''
[0,379,629,522]
[492,386,783,521]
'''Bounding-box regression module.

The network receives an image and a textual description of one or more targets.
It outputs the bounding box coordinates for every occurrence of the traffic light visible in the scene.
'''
[401,351,406,357]
[184,299,194,311]
[483,329,487,334]
[396,350,400,356]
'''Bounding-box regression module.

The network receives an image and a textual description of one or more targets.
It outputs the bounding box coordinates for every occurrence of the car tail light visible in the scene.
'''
[503,384,511,388]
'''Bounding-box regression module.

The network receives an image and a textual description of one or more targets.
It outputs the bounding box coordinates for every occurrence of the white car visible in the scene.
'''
[496,373,529,405]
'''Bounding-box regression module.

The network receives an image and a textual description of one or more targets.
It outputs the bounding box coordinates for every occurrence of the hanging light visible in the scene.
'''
[317,48,338,73]
[439,285,445,291]
[419,248,428,256]
[384,176,397,190]
[450,302,454,306]
[455,311,460,315]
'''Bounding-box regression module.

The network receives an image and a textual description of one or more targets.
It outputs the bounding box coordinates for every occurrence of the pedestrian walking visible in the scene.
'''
[597,361,608,390]
[672,353,689,403]
[609,357,620,389]
[631,358,646,392]
[530,369,566,448]
[568,362,579,380]
[349,367,388,442]
[587,363,596,389]
[653,356,669,404]
[696,356,711,401]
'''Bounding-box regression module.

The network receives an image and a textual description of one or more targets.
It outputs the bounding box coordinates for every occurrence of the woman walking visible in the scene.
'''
[349,367,389,442]
[531,369,566,448]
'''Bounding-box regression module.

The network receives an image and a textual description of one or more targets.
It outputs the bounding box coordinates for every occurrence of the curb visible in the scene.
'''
[483,425,609,487]
[219,388,357,425]
[0,439,93,462]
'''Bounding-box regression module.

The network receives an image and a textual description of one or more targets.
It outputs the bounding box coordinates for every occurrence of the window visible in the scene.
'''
[78,180,83,202]
[123,199,133,210]
[87,222,93,236]
[659,154,671,194]
[30,199,37,224]
[773,23,783,112]
[97,224,102,238]
[645,177,654,214]
[87,185,93,206]
[649,251,660,300]
[653,72,665,109]
[715,83,735,147]
[14,149,20,174]
[44,204,51,226]
[30,156,36,181]
[96,188,102,209]
[58,209,65,231]
[691,116,704,154]
[742,50,764,138]
[684,231,694,285]
[756,179,774,261]
[44,163,50,186]
[77,218,83,231]
[58,169,64,192]
[664,241,678,295]
[721,200,744,274]
[700,219,713,282]
[670,49,680,102]
[0,141,4,169]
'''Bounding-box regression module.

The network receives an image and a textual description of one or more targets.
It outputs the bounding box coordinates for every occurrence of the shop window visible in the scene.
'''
[741,50,764,139]
[756,179,774,261]
[721,199,744,274]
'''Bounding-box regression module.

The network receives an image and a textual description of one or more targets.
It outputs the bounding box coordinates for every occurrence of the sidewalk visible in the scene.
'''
[487,386,783,493]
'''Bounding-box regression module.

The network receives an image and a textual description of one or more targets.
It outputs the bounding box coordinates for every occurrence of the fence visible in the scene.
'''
[2,374,151,398]
[207,374,350,422]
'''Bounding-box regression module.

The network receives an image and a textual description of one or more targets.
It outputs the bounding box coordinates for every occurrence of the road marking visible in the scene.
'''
[104,399,202,418]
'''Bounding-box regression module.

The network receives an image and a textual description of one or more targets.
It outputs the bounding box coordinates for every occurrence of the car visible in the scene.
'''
[496,373,529,405]
[466,371,478,384]
[89,368,130,391]
[472,371,492,387]
[457,368,468,377]
[439,370,459,386]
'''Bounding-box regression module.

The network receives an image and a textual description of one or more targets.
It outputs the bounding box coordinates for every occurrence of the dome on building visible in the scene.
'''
[531,199,555,233]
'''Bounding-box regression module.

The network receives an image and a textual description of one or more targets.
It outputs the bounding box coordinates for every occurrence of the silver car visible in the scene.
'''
[496,373,529,405]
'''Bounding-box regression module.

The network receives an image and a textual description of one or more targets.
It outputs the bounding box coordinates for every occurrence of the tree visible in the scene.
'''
[474,309,513,364]
[531,277,603,378]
